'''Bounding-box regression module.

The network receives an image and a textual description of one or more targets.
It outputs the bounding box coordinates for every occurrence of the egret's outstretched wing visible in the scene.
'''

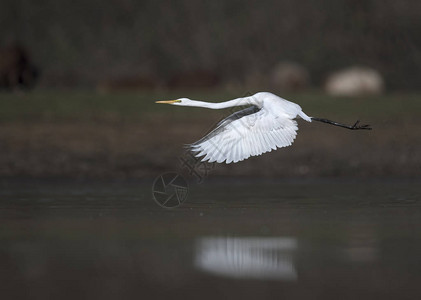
[189,106,298,164]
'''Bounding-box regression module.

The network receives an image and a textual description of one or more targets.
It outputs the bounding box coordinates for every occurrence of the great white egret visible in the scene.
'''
[156,92,371,164]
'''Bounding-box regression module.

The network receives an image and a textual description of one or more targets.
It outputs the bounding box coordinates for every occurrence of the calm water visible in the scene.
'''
[1,178,421,299]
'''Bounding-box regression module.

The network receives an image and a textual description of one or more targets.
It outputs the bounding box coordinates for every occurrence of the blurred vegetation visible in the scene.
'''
[1,0,420,89]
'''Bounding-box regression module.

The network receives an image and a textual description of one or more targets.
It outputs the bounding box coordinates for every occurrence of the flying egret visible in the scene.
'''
[156,92,371,164]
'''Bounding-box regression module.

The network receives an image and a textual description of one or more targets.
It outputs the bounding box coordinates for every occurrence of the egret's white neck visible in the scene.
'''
[185,97,256,109]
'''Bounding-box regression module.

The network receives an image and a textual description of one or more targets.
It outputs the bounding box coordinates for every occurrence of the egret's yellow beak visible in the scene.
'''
[155,100,181,104]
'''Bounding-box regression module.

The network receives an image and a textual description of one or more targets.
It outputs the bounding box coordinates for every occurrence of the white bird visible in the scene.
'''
[156,92,371,164]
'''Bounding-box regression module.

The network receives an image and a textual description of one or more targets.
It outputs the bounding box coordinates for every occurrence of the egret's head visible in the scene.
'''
[155,98,191,106]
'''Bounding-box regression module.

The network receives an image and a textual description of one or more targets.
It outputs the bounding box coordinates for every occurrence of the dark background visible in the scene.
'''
[1,0,420,89]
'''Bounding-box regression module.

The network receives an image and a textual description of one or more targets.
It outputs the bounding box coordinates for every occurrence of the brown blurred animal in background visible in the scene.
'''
[270,62,310,92]
[0,43,39,90]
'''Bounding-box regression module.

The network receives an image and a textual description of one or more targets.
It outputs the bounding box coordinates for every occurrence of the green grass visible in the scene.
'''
[0,89,419,123]
[290,92,421,122]
[0,89,236,122]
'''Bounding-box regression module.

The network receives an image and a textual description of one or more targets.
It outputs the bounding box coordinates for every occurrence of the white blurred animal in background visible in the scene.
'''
[325,66,384,96]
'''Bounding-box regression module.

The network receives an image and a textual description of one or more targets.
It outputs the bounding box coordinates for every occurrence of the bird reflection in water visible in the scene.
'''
[194,237,297,280]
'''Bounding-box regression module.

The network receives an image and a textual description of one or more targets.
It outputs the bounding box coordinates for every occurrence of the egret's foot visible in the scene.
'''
[351,120,372,130]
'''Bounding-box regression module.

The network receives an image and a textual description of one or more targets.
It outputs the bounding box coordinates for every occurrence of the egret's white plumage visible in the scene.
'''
[156,92,370,164]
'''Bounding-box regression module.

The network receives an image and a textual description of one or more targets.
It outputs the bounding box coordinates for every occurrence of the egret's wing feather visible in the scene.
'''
[192,106,260,146]
[190,106,298,164]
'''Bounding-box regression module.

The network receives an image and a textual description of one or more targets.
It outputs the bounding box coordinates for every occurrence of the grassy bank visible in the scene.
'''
[1,90,420,122]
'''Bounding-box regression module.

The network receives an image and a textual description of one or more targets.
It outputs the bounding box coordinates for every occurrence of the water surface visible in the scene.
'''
[1,178,420,299]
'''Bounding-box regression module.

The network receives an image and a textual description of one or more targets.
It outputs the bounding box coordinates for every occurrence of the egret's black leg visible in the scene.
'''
[311,117,372,130]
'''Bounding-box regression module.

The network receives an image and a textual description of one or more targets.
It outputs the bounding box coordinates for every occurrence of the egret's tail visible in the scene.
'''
[298,111,312,122]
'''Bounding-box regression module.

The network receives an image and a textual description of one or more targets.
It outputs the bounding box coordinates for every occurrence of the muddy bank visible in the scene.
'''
[0,116,419,179]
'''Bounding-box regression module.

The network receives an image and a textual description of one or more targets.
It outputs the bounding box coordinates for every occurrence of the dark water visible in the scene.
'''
[1,178,421,299]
